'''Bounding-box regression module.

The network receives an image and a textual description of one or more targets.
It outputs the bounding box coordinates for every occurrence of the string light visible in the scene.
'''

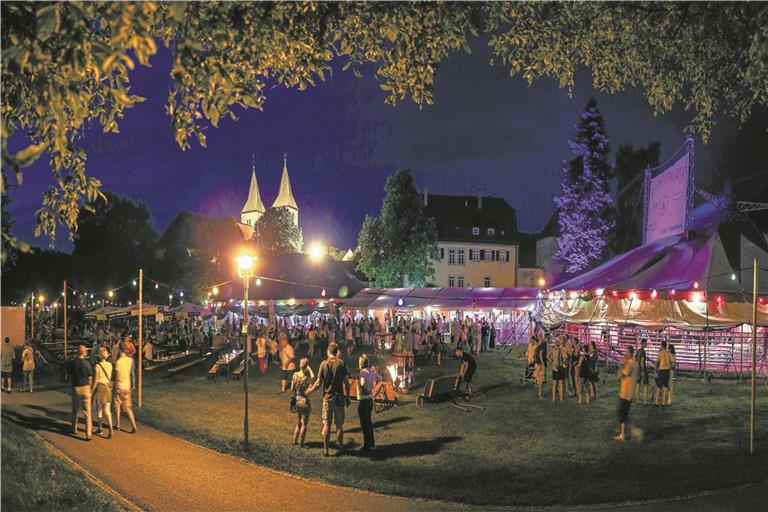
[108,290,114,298]
[594,288,604,297]
[693,281,699,289]
[132,280,137,286]
[730,273,737,281]
[212,286,219,296]
[256,278,262,286]
[155,283,159,290]
[651,289,658,299]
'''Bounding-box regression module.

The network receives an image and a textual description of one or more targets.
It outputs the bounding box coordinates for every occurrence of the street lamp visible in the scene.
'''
[236,252,257,451]
[308,242,326,261]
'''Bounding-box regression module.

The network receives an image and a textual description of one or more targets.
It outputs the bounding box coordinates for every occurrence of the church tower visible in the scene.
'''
[240,160,265,226]
[271,153,299,227]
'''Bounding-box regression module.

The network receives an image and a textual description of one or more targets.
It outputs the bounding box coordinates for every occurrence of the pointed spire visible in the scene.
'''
[272,153,298,211]
[241,159,265,214]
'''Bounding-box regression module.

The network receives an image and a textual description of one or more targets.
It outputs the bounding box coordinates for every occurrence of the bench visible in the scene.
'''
[167,357,206,375]
[208,362,221,381]
[417,375,459,405]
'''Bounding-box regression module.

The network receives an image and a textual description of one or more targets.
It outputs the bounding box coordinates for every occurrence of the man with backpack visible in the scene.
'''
[308,342,350,456]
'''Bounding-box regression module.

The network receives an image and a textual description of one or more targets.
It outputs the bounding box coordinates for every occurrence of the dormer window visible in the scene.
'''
[472,227,480,235]
[487,228,495,236]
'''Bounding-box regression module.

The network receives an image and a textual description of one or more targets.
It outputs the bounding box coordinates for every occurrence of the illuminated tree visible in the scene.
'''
[254,207,303,255]
[356,170,438,286]
[554,98,614,274]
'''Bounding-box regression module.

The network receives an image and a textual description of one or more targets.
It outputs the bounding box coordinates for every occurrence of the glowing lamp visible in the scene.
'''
[256,278,262,287]
[321,288,326,297]
[693,281,699,289]
[37,294,45,303]
[179,291,184,298]
[569,291,578,299]
[61,291,65,297]
[630,291,637,300]
[537,277,546,287]
[595,288,604,297]
[236,253,256,278]
[716,295,724,304]
[759,297,764,305]
[670,289,676,297]
[730,273,737,281]
[132,280,137,286]
[691,292,703,302]
[308,242,326,261]
[651,289,658,299]
[212,286,219,296]
[611,290,618,297]
[154,283,159,290]
[397,297,404,307]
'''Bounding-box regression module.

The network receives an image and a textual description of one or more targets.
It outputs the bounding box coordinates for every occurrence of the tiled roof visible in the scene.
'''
[423,193,518,244]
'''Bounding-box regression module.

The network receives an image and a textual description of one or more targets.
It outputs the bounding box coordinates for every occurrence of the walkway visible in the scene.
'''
[2,390,765,512]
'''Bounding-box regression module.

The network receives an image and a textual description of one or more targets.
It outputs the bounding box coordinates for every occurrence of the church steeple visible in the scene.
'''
[241,157,265,226]
[272,153,299,226]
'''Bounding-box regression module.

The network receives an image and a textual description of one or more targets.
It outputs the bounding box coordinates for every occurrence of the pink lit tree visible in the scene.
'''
[554,98,614,274]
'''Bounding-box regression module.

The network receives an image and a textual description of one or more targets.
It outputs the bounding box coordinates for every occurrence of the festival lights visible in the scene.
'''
[594,288,604,297]
[108,290,114,298]
[651,289,658,299]
[537,277,546,287]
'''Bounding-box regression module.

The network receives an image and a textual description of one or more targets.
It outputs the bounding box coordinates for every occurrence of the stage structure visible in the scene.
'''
[643,135,696,245]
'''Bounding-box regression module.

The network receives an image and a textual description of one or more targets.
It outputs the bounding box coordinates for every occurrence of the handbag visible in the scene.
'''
[289,394,297,413]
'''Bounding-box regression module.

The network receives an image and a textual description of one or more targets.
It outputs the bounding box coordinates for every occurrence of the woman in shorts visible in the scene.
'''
[548,338,566,401]
[91,346,114,438]
[290,358,315,447]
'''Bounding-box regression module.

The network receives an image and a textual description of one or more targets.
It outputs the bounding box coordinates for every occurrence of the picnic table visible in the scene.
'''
[216,350,243,380]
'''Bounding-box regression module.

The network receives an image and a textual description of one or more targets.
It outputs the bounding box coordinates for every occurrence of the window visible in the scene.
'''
[448,249,456,265]
[457,249,465,265]
[499,250,508,262]
[440,248,444,260]
[484,277,491,287]
[448,274,455,287]
[472,227,480,235]
[457,274,465,287]
[487,228,495,236]
[484,249,493,261]
[471,249,480,261]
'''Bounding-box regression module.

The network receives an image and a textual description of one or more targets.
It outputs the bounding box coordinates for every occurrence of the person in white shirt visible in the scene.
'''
[143,338,154,361]
[114,347,138,433]
[357,354,381,451]
[91,346,114,438]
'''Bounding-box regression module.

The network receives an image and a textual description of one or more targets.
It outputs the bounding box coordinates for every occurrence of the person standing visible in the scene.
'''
[69,344,93,440]
[548,338,566,402]
[114,346,138,433]
[588,341,600,401]
[307,326,316,359]
[256,332,268,374]
[308,342,350,457]
[667,344,677,406]
[21,341,36,393]
[615,345,638,441]
[481,320,489,353]
[279,333,296,393]
[290,357,315,447]
[635,338,650,405]
[2,337,14,393]
[655,341,672,407]
[91,346,114,438]
[357,354,381,451]
[577,344,591,404]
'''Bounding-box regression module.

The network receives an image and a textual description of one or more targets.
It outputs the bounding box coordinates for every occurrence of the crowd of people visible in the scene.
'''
[523,332,678,442]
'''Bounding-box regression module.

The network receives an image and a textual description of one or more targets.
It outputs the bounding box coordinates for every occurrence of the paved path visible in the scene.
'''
[2,390,766,512]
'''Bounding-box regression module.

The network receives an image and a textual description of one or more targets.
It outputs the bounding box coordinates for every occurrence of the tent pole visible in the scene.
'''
[63,281,68,360]
[750,258,757,454]
[704,289,709,381]
[138,268,143,408]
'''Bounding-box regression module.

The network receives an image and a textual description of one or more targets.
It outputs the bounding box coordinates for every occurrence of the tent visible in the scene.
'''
[85,306,120,321]
[167,302,210,318]
[540,202,768,330]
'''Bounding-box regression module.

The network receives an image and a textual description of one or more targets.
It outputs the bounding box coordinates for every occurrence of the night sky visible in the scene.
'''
[8,38,735,252]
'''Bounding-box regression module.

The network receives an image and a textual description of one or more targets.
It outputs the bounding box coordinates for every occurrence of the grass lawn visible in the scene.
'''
[139,347,768,507]
[1,418,132,512]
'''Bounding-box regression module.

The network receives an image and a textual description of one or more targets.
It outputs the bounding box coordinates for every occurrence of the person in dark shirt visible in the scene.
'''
[69,344,94,440]
[635,338,649,405]
[455,347,477,396]
[308,342,350,456]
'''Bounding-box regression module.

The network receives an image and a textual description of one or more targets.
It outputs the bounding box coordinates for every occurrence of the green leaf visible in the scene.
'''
[36,4,60,42]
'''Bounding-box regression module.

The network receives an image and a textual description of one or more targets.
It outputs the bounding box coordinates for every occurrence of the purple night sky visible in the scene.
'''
[7,39,734,252]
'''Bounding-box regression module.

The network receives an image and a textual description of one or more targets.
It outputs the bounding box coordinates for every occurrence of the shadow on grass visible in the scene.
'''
[346,415,411,434]
[0,409,80,439]
[349,435,463,461]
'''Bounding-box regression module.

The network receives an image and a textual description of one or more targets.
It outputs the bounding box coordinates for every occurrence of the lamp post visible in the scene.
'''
[237,253,256,451]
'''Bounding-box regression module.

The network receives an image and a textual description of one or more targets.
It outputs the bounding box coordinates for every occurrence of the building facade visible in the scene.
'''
[424,192,519,288]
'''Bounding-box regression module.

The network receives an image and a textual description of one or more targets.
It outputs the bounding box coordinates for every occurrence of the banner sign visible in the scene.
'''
[643,137,694,245]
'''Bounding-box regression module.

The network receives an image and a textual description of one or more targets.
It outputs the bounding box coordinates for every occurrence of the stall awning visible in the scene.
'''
[342,287,540,311]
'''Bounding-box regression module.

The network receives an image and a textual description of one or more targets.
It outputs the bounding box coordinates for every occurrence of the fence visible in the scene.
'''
[550,323,767,376]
